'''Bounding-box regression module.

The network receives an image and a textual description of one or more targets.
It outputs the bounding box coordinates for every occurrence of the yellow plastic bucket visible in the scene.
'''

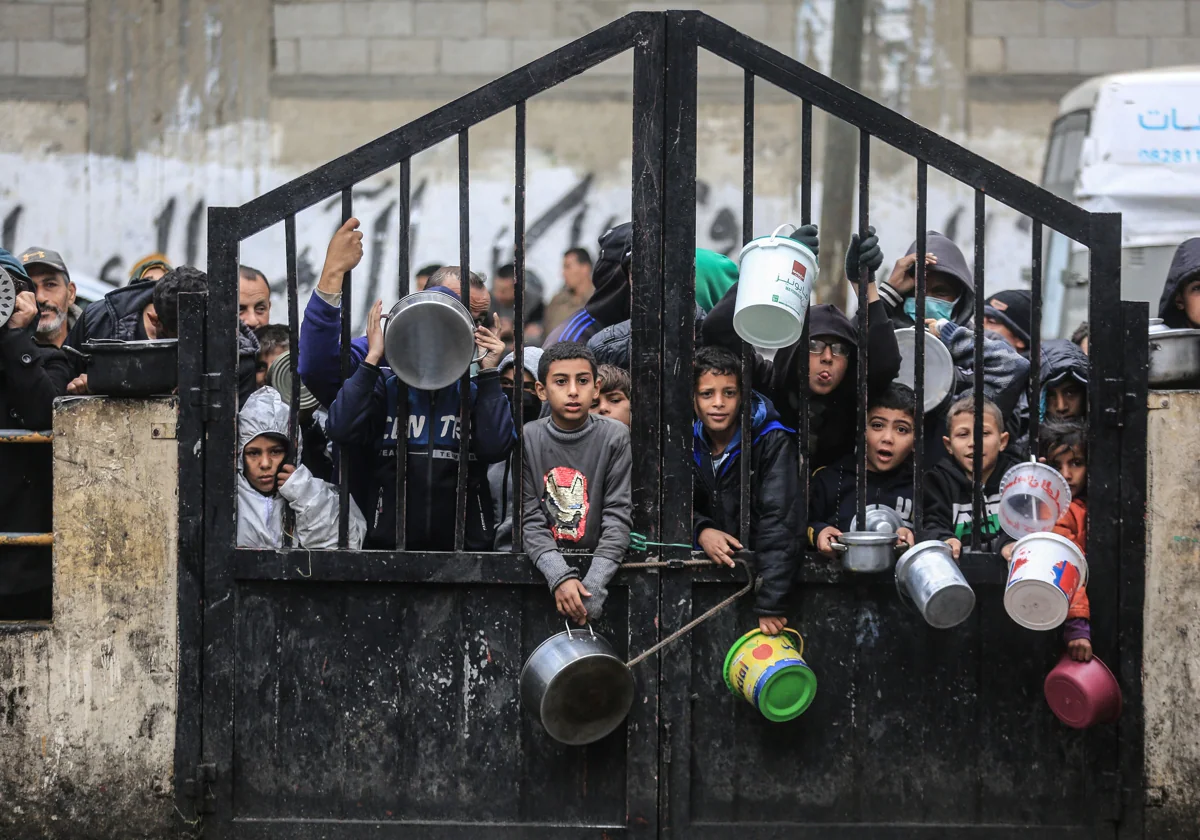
[722,627,817,722]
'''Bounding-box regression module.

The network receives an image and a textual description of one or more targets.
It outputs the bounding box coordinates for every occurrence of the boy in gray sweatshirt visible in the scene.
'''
[522,342,632,624]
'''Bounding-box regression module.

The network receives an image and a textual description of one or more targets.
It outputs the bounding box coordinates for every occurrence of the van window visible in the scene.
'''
[1041,110,1089,199]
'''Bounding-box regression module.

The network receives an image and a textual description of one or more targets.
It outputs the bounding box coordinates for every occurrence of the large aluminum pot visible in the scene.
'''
[519,623,635,746]
[1148,318,1200,387]
[831,531,899,574]
[895,327,955,413]
[383,290,485,390]
[895,540,976,629]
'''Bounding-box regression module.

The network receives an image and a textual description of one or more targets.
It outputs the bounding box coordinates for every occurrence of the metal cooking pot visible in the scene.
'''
[1148,318,1200,387]
[78,339,178,397]
[895,327,955,413]
[895,540,976,629]
[520,623,636,746]
[849,505,904,535]
[267,351,319,411]
[831,531,899,574]
[383,291,486,391]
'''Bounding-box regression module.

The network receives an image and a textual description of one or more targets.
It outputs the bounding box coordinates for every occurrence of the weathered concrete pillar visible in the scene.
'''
[1144,389,1200,836]
[0,398,180,839]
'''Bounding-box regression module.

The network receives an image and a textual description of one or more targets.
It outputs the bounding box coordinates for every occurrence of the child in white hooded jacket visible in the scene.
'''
[237,387,365,549]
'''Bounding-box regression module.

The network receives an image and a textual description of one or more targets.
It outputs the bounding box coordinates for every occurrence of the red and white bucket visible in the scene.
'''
[1003,532,1088,630]
[998,460,1071,540]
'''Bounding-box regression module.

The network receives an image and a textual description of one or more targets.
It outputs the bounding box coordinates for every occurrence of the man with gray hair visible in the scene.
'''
[18,247,80,349]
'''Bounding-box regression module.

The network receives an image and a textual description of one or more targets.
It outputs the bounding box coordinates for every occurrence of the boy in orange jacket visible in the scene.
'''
[1042,419,1091,661]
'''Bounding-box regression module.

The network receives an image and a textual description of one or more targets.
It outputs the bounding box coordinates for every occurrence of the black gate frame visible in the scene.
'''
[175,10,1147,839]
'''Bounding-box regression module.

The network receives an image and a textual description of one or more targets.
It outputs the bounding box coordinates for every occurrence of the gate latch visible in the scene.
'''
[189,373,224,421]
[184,763,217,815]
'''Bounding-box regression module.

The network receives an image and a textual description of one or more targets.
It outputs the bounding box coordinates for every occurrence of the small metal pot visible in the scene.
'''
[79,338,178,397]
[831,531,899,574]
[383,291,486,391]
[895,540,976,629]
[1148,318,1200,387]
[519,623,635,746]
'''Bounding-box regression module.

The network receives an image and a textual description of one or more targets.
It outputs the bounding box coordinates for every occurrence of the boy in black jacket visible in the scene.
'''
[809,382,918,555]
[922,394,1021,559]
[691,346,800,636]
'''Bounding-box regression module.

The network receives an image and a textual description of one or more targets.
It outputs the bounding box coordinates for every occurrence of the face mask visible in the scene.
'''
[521,392,542,424]
[904,296,957,323]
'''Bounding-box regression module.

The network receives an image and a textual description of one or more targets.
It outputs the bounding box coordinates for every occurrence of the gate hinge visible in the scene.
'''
[189,373,224,421]
[185,763,217,814]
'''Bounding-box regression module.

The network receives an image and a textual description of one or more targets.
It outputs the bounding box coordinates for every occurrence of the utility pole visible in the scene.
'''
[816,0,867,307]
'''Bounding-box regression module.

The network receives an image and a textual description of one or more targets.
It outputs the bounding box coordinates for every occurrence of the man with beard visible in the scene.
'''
[18,247,80,349]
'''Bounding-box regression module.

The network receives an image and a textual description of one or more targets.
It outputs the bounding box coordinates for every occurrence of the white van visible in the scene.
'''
[1040,66,1200,337]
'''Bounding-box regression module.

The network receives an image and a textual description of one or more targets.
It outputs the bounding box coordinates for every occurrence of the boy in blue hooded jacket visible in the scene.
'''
[326,297,515,550]
[691,346,801,635]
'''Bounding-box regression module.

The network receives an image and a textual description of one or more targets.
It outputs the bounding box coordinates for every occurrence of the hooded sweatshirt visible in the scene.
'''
[702,289,902,468]
[921,448,1022,552]
[488,346,545,551]
[236,387,365,549]
[543,222,634,348]
[878,232,976,329]
[1158,237,1200,328]
[522,414,632,620]
[692,393,800,616]
[808,452,915,545]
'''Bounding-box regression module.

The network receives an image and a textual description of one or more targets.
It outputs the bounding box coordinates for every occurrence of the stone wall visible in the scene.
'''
[0,398,180,839]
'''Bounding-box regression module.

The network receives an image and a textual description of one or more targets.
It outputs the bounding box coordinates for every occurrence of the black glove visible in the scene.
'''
[844,225,882,282]
[789,224,819,258]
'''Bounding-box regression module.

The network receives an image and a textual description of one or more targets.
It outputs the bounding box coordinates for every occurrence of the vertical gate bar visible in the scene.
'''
[173,290,206,822]
[630,14,666,839]
[913,161,927,531]
[1028,221,1043,460]
[661,13,698,838]
[455,129,471,552]
[338,188,353,549]
[395,159,411,550]
[739,69,754,547]
[513,102,527,551]
[971,189,985,551]
[799,100,812,525]
[1117,298,1148,839]
[855,130,870,532]
[201,205,241,827]
[284,215,300,548]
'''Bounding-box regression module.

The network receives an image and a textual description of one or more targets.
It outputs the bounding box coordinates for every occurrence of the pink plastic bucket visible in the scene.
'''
[1003,532,1088,630]
[1044,654,1122,728]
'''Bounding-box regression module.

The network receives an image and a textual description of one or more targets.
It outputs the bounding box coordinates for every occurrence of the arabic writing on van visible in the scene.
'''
[1136,109,1200,164]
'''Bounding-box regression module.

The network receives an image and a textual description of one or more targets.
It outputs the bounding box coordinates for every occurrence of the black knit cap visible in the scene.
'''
[983,289,1032,344]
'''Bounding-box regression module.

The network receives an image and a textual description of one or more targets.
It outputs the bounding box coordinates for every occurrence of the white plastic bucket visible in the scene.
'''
[732,224,816,349]
[1003,532,1088,631]
[998,460,1072,540]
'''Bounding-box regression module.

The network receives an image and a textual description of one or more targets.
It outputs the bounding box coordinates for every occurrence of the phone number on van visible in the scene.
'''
[1137,148,1200,163]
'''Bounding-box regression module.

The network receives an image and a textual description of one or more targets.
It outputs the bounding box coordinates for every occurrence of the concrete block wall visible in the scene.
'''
[970,0,1200,77]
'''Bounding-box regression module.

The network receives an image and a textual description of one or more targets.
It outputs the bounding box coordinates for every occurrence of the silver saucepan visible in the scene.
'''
[1148,318,1200,387]
[831,531,900,574]
[383,291,487,390]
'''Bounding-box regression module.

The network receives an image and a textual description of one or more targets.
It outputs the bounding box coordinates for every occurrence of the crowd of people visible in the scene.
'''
[1,221,1197,653]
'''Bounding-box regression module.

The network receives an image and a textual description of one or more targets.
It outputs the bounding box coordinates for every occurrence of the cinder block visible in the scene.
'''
[1151,36,1200,64]
[0,41,16,76]
[369,37,439,74]
[17,40,85,77]
[298,37,369,74]
[1004,36,1077,72]
[511,37,571,66]
[0,5,53,41]
[439,37,510,74]
[53,5,87,42]
[554,0,624,37]
[971,1,1041,37]
[486,1,556,38]
[274,3,344,40]
[1077,36,1150,72]
[1041,0,1113,36]
[275,38,298,74]
[414,2,485,37]
[969,36,1005,72]
[345,2,414,37]
[1115,0,1186,35]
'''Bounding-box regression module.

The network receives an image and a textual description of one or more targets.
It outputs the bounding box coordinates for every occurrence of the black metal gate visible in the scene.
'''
[175,11,1147,839]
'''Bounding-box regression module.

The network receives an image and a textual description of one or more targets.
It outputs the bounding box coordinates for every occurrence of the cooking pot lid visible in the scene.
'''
[83,338,179,350]
[268,352,320,411]
[894,328,955,413]
[836,531,898,546]
[384,291,478,391]
[850,505,904,534]
[0,268,15,328]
